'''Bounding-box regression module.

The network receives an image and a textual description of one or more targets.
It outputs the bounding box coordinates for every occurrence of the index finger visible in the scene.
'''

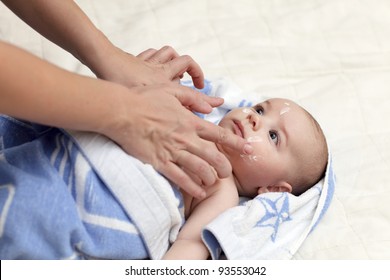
[167,55,204,89]
[165,84,218,114]
[196,119,253,155]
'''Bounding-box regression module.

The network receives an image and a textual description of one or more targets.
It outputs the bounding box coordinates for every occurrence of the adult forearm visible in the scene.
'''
[1,0,113,76]
[1,0,209,88]
[0,41,125,134]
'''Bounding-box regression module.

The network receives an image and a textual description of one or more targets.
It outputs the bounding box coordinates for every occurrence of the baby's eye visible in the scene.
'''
[255,106,264,115]
[269,131,278,144]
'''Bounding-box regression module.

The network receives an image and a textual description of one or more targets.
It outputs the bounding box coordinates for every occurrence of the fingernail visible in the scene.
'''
[244,143,253,154]
[202,100,213,111]
[216,97,224,103]
[199,190,206,200]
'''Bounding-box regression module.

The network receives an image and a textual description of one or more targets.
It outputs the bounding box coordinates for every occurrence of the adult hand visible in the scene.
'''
[0,41,250,199]
[102,84,251,199]
[93,45,204,89]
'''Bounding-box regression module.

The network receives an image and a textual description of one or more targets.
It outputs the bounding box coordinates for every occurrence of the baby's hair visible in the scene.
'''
[291,109,328,196]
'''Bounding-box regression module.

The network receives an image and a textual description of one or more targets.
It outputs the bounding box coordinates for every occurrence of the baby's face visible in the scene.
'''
[217,98,316,197]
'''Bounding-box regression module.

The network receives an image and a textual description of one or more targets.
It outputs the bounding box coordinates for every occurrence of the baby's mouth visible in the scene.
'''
[233,121,244,138]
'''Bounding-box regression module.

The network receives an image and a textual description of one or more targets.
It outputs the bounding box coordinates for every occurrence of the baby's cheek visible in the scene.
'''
[239,153,264,164]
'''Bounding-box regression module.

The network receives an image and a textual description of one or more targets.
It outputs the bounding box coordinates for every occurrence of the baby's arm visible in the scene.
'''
[163,175,239,259]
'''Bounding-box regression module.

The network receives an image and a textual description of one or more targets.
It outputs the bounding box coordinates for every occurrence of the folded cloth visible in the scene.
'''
[0,116,183,260]
[66,130,184,260]
[182,78,336,259]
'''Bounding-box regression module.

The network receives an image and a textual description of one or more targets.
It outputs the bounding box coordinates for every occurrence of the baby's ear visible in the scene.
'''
[257,182,292,195]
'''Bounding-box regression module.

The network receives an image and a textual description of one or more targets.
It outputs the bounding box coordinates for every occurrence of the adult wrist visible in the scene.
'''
[74,29,115,77]
[93,83,137,144]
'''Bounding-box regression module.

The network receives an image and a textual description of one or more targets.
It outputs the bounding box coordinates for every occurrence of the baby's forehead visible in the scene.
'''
[265,99,318,145]
[254,98,307,119]
[286,109,321,155]
[256,98,297,107]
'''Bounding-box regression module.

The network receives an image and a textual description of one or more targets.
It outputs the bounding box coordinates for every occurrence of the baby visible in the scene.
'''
[163,97,328,259]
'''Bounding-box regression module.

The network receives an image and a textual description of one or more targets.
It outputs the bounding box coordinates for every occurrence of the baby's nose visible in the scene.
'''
[248,112,261,130]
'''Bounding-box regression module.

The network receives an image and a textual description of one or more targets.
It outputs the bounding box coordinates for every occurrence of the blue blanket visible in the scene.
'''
[0,117,183,259]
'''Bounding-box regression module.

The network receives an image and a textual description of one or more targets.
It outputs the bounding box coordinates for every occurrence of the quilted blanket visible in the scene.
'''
[0,0,389,259]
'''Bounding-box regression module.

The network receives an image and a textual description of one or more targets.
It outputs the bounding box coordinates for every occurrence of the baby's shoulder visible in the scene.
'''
[185,175,238,216]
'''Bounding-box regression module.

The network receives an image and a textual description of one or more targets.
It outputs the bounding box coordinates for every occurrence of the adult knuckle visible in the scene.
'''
[180,54,193,62]
[196,161,210,175]
[176,171,187,183]
[162,45,172,51]
[162,45,176,55]
[214,152,226,166]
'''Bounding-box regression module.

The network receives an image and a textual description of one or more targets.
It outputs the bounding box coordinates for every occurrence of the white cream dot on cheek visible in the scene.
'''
[251,155,264,161]
[240,154,264,163]
[242,108,252,114]
[242,136,264,162]
[246,136,263,143]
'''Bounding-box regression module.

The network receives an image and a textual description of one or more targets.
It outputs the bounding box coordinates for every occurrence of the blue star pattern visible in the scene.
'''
[254,193,292,242]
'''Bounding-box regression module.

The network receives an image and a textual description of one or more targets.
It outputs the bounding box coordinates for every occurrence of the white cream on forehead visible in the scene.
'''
[280,106,291,115]
[280,102,291,116]
[244,101,291,116]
